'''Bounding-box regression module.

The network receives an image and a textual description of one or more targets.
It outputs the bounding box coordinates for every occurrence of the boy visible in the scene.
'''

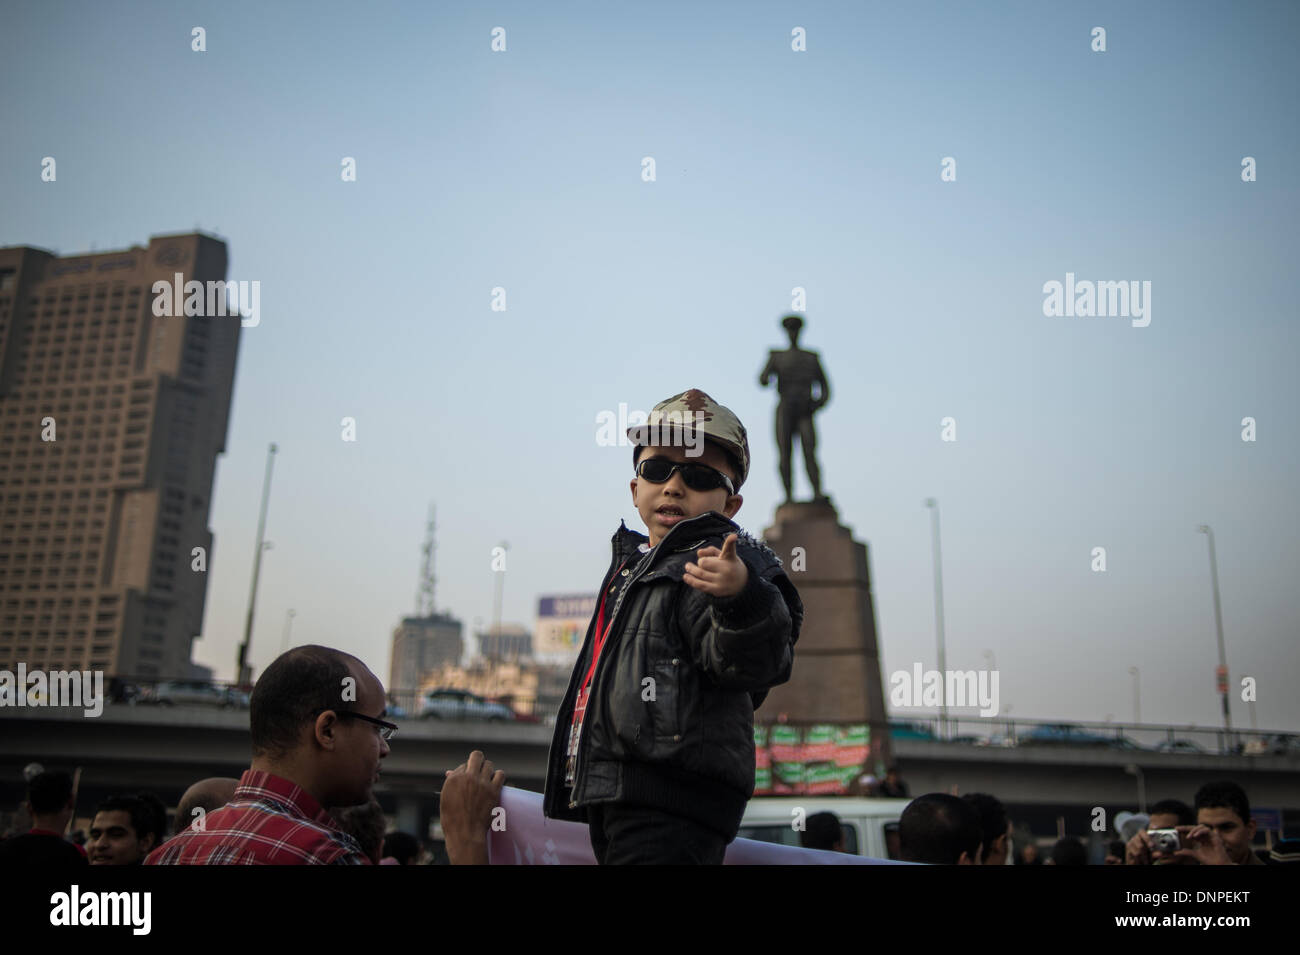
[542,388,803,864]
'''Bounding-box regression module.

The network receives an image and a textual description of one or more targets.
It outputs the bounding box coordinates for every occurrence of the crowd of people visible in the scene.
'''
[0,643,1292,866]
[793,780,1294,866]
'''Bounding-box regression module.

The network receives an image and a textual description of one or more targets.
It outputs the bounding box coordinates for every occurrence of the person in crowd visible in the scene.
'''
[174,777,239,834]
[1017,842,1043,865]
[146,644,503,865]
[136,790,168,848]
[962,792,1011,866]
[88,794,160,865]
[800,811,846,852]
[898,793,982,865]
[1048,837,1086,865]
[542,391,802,865]
[380,831,421,865]
[1104,839,1126,864]
[1189,780,1265,866]
[0,771,87,866]
[1125,798,1195,865]
[878,766,910,798]
[334,798,388,865]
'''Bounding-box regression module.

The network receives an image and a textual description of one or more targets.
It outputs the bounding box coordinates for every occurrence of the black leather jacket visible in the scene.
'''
[541,511,803,839]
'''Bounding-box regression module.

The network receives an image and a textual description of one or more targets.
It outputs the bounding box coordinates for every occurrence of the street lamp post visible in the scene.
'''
[1242,673,1258,732]
[491,541,509,660]
[279,608,297,655]
[924,499,947,740]
[1125,763,1147,814]
[236,443,278,687]
[1196,525,1232,748]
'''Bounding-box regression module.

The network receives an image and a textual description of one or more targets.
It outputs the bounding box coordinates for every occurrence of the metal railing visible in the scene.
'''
[877,712,1300,757]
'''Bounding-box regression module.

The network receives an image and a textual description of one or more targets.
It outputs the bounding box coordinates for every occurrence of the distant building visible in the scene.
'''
[0,233,241,679]
[389,612,463,694]
[477,622,531,661]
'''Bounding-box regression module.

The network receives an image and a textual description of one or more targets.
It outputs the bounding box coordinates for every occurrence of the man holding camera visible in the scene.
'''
[1125,782,1265,865]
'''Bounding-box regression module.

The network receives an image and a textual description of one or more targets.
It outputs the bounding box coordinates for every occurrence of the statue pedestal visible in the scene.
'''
[761,497,892,770]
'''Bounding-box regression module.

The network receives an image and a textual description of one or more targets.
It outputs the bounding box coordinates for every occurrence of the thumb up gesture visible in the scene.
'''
[685,533,748,598]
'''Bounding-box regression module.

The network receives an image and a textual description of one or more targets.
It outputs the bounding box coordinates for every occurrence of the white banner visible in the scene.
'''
[487,787,913,865]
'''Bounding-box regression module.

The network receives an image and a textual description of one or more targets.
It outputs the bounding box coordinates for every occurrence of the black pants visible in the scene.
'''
[587,803,728,865]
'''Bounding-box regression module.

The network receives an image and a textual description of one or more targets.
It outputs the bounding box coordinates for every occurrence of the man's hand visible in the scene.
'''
[1124,830,1153,866]
[440,750,505,865]
[1172,825,1234,866]
[685,533,748,598]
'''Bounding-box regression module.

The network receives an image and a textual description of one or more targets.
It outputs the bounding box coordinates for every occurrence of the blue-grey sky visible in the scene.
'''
[3,1,1297,731]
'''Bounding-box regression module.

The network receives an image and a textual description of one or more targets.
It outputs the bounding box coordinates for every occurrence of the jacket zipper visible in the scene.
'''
[567,514,720,807]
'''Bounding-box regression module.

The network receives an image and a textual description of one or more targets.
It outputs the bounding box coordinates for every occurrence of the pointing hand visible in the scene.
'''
[685,533,747,598]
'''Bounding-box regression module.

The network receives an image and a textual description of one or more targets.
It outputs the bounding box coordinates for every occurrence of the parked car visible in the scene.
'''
[1018,723,1114,748]
[887,720,936,741]
[137,681,248,708]
[1241,733,1300,756]
[1109,735,1146,751]
[417,688,514,721]
[1154,739,1206,754]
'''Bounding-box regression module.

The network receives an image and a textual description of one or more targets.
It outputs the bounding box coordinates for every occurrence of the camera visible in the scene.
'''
[1149,828,1181,853]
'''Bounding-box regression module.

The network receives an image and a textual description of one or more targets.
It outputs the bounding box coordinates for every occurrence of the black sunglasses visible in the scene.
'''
[636,457,735,495]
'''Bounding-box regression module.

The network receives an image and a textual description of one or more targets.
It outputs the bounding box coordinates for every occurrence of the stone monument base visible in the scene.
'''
[760,496,892,773]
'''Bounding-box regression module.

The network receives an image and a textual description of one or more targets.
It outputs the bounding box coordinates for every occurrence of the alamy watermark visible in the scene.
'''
[890,664,1000,717]
[1042,272,1150,327]
[595,403,704,455]
[151,273,260,327]
[0,664,104,717]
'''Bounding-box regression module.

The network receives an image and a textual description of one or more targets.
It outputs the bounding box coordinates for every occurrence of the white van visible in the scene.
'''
[738,797,912,859]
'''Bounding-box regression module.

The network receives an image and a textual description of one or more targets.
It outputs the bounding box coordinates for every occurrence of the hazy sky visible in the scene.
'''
[3,1,1297,731]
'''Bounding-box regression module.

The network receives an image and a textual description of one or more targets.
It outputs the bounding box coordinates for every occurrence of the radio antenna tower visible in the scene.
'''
[415,502,437,616]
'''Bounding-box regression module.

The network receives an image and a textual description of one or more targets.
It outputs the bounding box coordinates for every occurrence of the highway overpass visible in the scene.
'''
[3,705,1297,840]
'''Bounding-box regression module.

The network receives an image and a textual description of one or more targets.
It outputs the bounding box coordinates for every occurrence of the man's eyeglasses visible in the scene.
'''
[635,457,735,495]
[326,709,398,741]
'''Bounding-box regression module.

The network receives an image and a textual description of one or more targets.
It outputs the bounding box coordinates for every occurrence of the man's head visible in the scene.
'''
[88,795,158,865]
[1050,837,1087,866]
[333,798,387,865]
[962,792,1011,866]
[899,793,983,865]
[26,770,75,830]
[382,830,421,865]
[782,314,803,345]
[175,777,239,833]
[1194,781,1256,865]
[800,811,845,852]
[249,645,391,808]
[1147,798,1195,832]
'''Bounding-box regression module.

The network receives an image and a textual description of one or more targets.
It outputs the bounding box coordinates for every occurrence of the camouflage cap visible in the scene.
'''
[627,388,751,490]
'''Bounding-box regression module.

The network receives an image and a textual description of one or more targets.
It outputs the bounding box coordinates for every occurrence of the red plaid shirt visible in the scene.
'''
[145,769,370,865]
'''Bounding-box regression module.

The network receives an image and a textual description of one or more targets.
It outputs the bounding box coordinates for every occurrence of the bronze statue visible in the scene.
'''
[759,315,830,503]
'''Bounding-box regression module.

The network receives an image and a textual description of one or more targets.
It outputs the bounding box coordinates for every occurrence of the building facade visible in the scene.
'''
[0,233,240,679]
[389,612,464,695]
[477,622,531,661]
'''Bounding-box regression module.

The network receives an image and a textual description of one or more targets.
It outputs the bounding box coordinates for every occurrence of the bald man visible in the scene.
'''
[147,645,503,865]
[175,778,239,835]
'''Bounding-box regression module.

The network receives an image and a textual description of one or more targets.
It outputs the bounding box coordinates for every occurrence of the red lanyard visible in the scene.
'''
[581,556,632,692]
